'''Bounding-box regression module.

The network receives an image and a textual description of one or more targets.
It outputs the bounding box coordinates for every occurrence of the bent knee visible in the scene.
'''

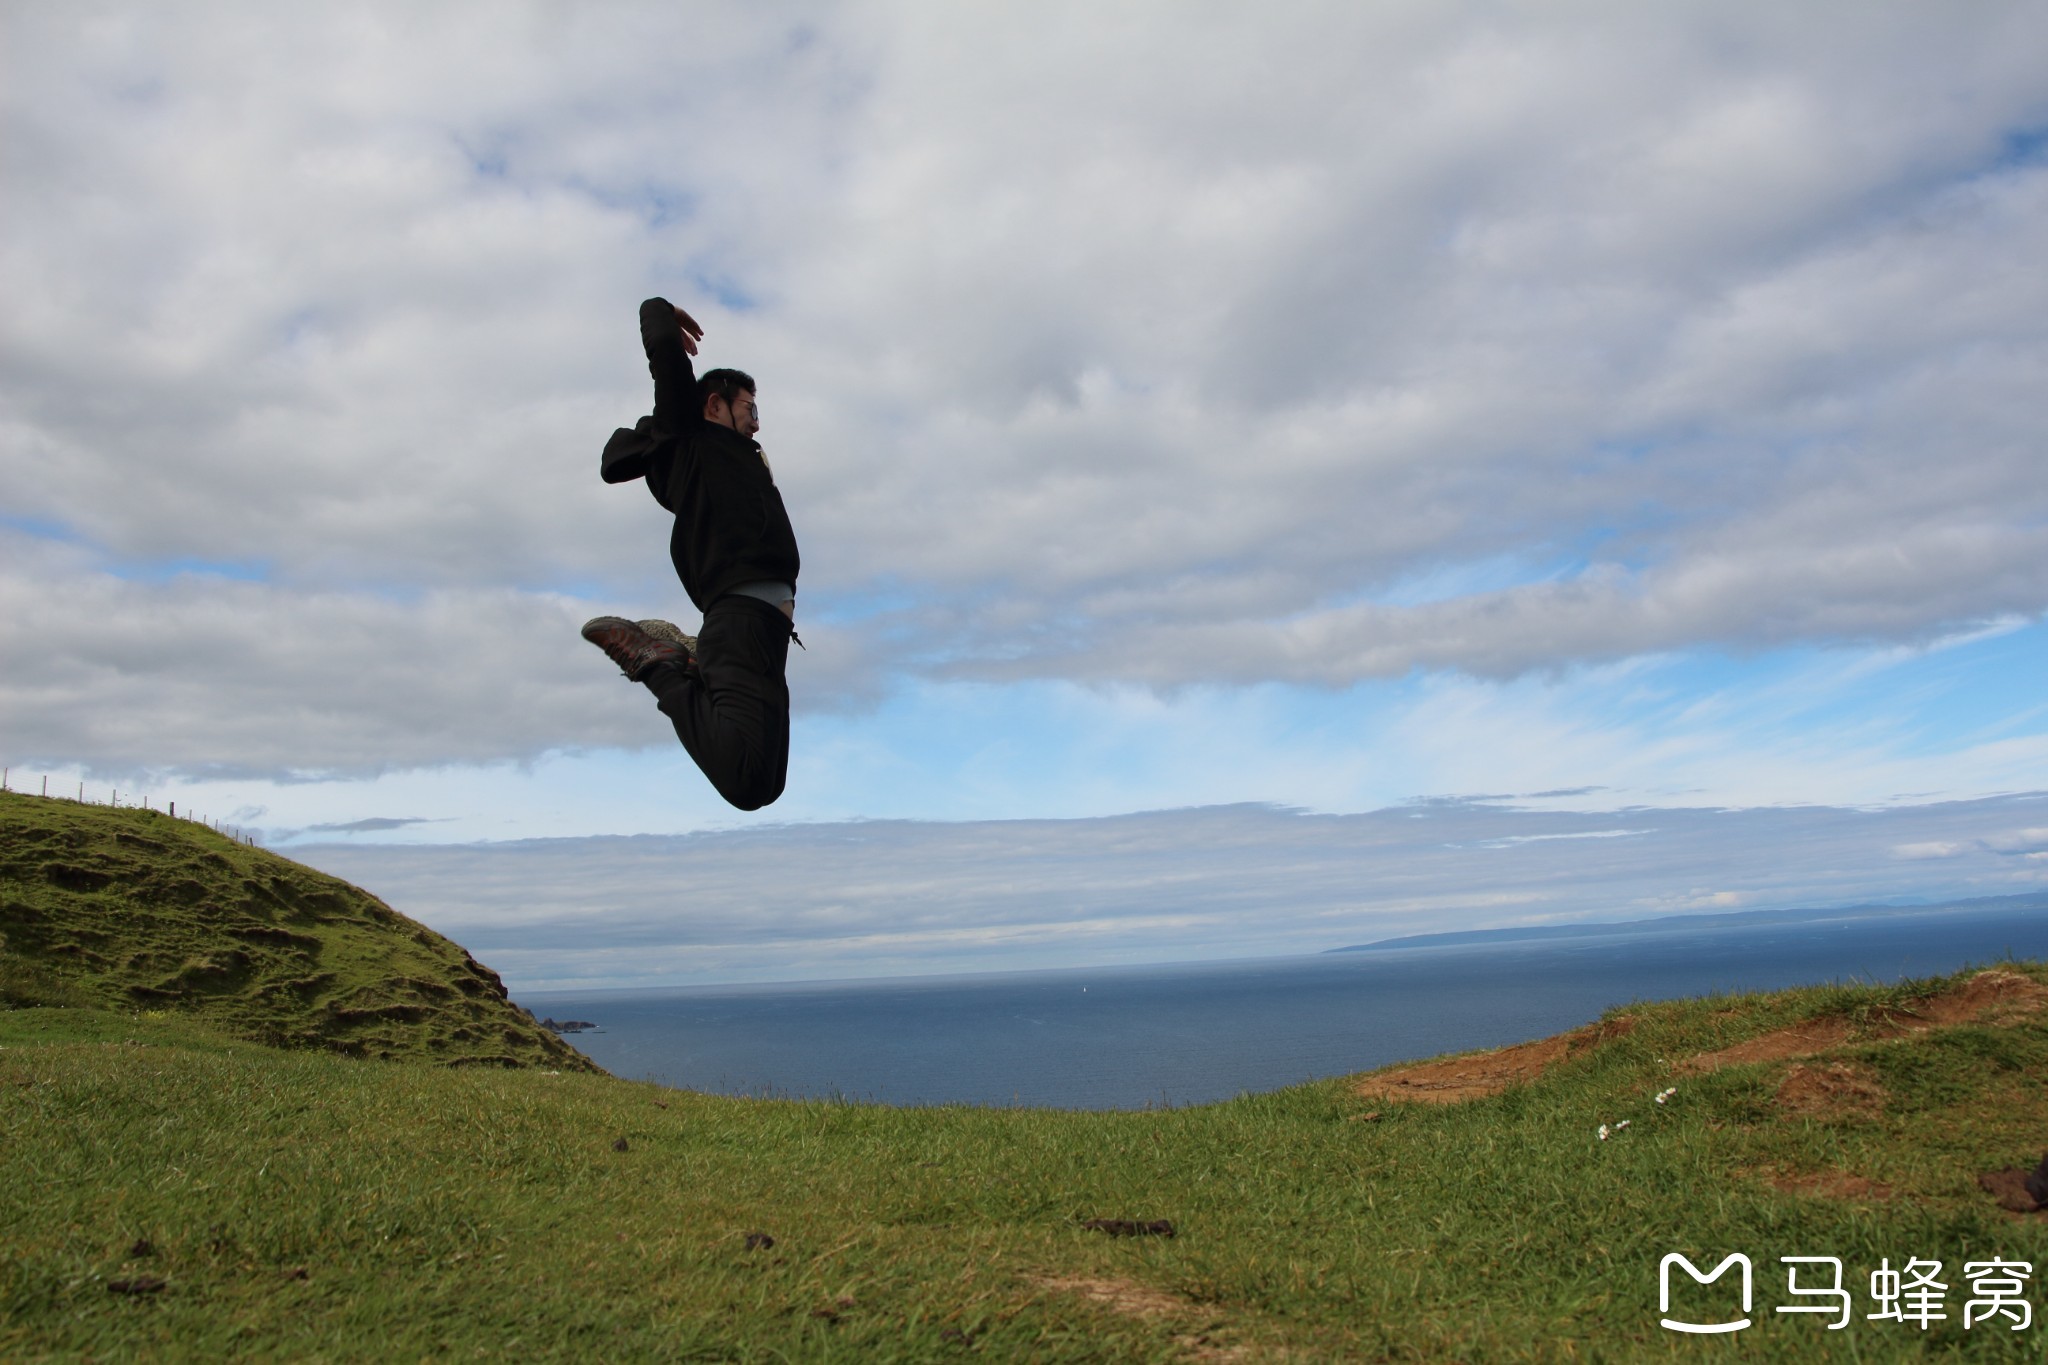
[718,774,786,812]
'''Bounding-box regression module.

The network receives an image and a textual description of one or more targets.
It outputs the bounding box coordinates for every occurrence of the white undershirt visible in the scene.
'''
[729,579,796,611]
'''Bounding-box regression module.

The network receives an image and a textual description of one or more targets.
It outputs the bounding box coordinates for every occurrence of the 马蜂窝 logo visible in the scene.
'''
[1659,1253,2033,1334]
[1660,1253,1752,1334]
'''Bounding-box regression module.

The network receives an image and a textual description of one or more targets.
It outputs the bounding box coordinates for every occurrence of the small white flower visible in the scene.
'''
[1598,1124,1610,1140]
[1615,1119,1630,1130]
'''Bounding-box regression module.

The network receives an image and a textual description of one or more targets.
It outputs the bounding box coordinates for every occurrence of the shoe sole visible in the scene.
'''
[581,616,691,681]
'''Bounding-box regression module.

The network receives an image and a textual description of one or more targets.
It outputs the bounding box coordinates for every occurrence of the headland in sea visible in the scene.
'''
[1330,890,2048,952]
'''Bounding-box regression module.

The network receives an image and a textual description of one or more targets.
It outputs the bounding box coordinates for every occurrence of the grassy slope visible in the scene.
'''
[8,978,2048,1362]
[4,793,2047,1360]
[0,791,593,1072]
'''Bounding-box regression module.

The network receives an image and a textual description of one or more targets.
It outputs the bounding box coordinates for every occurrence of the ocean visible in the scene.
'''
[516,898,2048,1110]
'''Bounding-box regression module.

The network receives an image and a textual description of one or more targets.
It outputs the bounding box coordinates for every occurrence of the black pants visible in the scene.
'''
[644,594,792,811]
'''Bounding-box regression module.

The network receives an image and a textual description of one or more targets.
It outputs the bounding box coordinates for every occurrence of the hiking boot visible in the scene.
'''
[636,619,698,657]
[581,616,693,682]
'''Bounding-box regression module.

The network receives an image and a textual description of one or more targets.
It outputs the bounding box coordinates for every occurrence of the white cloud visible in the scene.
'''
[0,527,887,777]
[1893,842,1966,861]
[292,792,2048,988]
[3,2,2046,786]
[1890,827,2048,860]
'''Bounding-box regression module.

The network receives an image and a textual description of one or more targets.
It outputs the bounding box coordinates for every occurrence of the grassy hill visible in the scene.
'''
[0,791,594,1072]
[5,790,2048,1359]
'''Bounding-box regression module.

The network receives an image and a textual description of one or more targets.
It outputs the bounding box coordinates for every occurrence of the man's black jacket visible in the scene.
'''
[601,298,800,612]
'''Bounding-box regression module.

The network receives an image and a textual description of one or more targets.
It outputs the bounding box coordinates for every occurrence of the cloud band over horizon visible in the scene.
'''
[292,793,2048,990]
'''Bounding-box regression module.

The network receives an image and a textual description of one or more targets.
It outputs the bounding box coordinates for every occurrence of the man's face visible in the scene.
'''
[712,391,760,438]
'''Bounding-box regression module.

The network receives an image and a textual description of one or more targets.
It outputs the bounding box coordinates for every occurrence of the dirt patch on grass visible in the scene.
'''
[1773,1061,1887,1120]
[1909,968,2048,1025]
[1977,1167,2048,1216]
[1030,1276,1252,1362]
[1035,1275,1188,1319]
[1681,969,2048,1074]
[1768,1170,1895,1202]
[1347,969,2046,1107]
[1679,1018,1857,1072]
[1350,1016,1638,1104]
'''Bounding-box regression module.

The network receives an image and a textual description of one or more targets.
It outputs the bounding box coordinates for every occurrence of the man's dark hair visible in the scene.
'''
[699,368,755,414]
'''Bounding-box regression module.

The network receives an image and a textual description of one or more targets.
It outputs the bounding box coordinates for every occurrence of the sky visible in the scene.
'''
[302,796,2048,989]
[4,3,2046,988]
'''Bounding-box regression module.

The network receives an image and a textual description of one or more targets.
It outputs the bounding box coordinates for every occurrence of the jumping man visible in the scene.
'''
[583,297,801,810]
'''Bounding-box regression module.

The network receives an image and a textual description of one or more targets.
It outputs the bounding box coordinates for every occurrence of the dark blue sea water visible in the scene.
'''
[517,901,2048,1110]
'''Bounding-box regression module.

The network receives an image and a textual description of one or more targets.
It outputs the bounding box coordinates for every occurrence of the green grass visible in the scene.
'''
[0,791,593,1072]
[8,979,2048,1361]
[5,792,2047,1359]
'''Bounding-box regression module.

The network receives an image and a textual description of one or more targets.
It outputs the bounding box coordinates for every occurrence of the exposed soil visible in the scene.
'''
[1349,1016,1637,1105]
[1773,1061,1887,1120]
[1678,1018,1857,1073]
[1035,1275,1188,1320]
[1350,969,2046,1105]
[1681,968,2048,1073]
[1920,968,2048,1023]
[1030,1276,1253,1362]
[1977,1168,2048,1217]
[1768,1170,1895,1202]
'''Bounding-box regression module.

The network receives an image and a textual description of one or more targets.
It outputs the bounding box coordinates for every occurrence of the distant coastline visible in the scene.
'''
[1327,890,2048,954]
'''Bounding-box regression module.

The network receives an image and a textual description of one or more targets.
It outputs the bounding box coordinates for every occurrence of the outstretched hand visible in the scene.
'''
[674,303,704,356]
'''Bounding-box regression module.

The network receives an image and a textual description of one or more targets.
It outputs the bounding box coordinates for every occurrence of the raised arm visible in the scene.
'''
[639,297,706,434]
